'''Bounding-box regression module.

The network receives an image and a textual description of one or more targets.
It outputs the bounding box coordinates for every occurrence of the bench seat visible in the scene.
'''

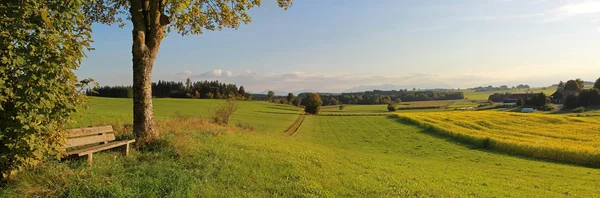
[66,125,135,166]
[68,139,135,156]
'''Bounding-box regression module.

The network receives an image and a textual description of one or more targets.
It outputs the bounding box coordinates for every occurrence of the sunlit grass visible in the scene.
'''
[395,111,600,167]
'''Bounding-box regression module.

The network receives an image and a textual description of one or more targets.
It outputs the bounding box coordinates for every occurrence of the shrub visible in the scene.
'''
[236,122,255,131]
[339,104,346,110]
[212,99,238,125]
[304,93,322,114]
[292,98,302,107]
[0,1,93,180]
[387,104,397,112]
[572,107,585,113]
[565,94,579,109]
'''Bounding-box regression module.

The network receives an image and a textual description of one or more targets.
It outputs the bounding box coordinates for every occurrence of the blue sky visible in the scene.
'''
[77,0,600,93]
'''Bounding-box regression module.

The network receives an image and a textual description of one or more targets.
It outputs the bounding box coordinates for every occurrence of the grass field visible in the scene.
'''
[463,87,557,100]
[72,97,303,133]
[2,97,600,197]
[396,111,600,167]
[320,100,460,114]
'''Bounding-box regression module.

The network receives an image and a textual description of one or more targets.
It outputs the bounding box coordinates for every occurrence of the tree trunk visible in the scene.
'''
[132,46,158,146]
[129,0,169,147]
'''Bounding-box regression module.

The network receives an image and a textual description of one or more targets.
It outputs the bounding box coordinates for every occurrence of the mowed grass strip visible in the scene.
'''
[395,111,600,167]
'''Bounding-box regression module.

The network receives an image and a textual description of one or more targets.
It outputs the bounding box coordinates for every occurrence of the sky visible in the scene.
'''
[76,0,600,93]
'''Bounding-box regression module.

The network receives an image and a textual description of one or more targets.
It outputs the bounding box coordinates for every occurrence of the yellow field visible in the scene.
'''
[394,111,600,167]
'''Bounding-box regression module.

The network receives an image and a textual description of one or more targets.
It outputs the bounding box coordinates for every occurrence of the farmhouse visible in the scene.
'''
[503,93,531,103]
[550,90,580,104]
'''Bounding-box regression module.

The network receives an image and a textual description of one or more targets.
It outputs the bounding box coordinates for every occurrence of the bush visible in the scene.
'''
[565,94,578,109]
[212,99,238,125]
[292,98,302,107]
[339,104,346,110]
[236,122,255,131]
[387,104,397,112]
[0,1,92,180]
[304,93,322,114]
[572,107,585,113]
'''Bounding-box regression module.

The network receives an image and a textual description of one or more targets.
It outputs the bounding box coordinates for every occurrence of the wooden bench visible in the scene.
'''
[66,125,135,166]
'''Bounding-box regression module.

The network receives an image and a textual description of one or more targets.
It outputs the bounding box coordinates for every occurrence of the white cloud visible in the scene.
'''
[543,1,600,23]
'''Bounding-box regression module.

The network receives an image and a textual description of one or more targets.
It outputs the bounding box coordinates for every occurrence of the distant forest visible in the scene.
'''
[87,80,252,100]
[299,90,465,106]
[88,81,465,104]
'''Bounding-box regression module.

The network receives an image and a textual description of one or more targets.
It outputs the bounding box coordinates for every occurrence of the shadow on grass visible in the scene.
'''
[385,115,583,168]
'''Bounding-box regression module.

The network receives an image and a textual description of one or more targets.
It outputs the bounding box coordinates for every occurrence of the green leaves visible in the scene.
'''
[1,0,92,180]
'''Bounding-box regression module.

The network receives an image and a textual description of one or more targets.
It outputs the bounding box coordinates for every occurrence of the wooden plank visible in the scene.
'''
[67,133,115,148]
[68,125,113,138]
[68,139,135,156]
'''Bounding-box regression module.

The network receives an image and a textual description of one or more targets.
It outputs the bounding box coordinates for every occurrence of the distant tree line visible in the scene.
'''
[88,79,252,100]
[563,78,600,108]
[297,90,464,106]
[471,84,531,92]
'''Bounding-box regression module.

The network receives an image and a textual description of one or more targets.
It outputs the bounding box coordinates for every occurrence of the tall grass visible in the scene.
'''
[393,112,600,167]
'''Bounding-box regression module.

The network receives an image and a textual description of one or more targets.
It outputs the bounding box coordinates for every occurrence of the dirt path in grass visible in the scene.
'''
[285,113,306,136]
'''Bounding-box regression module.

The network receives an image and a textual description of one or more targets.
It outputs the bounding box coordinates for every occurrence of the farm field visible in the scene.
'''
[3,98,600,197]
[396,111,600,167]
[319,100,467,114]
[463,87,557,100]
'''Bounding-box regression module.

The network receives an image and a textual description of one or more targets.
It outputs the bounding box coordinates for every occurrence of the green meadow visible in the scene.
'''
[2,97,600,197]
[463,87,557,100]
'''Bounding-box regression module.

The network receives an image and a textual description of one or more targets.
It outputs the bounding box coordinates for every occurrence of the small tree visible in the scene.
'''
[387,104,397,112]
[267,91,275,102]
[339,104,346,110]
[594,77,600,90]
[194,90,201,98]
[213,99,238,125]
[238,86,246,95]
[292,97,302,107]
[287,93,295,104]
[280,98,288,104]
[304,93,322,114]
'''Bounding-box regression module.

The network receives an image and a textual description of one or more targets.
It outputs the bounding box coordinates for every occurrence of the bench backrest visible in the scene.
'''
[67,125,115,148]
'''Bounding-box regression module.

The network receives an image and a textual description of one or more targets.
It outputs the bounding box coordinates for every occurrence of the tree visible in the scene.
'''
[1,0,93,179]
[339,104,345,110]
[238,86,246,96]
[387,104,397,112]
[557,81,565,91]
[267,91,275,102]
[594,77,600,90]
[304,93,322,114]
[576,78,585,89]
[287,93,295,104]
[292,97,302,107]
[565,94,579,108]
[564,80,583,91]
[280,98,288,104]
[83,0,293,146]
[185,78,191,93]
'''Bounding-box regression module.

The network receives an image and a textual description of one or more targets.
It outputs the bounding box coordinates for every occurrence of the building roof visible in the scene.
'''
[551,90,580,98]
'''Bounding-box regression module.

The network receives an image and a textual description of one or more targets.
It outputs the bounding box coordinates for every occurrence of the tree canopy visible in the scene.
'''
[1,0,92,179]
[82,0,293,145]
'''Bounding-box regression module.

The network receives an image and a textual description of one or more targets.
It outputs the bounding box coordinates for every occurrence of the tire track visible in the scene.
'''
[285,113,306,136]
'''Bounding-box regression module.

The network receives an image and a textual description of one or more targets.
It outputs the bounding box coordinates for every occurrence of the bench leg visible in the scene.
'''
[125,143,130,156]
[87,154,93,167]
